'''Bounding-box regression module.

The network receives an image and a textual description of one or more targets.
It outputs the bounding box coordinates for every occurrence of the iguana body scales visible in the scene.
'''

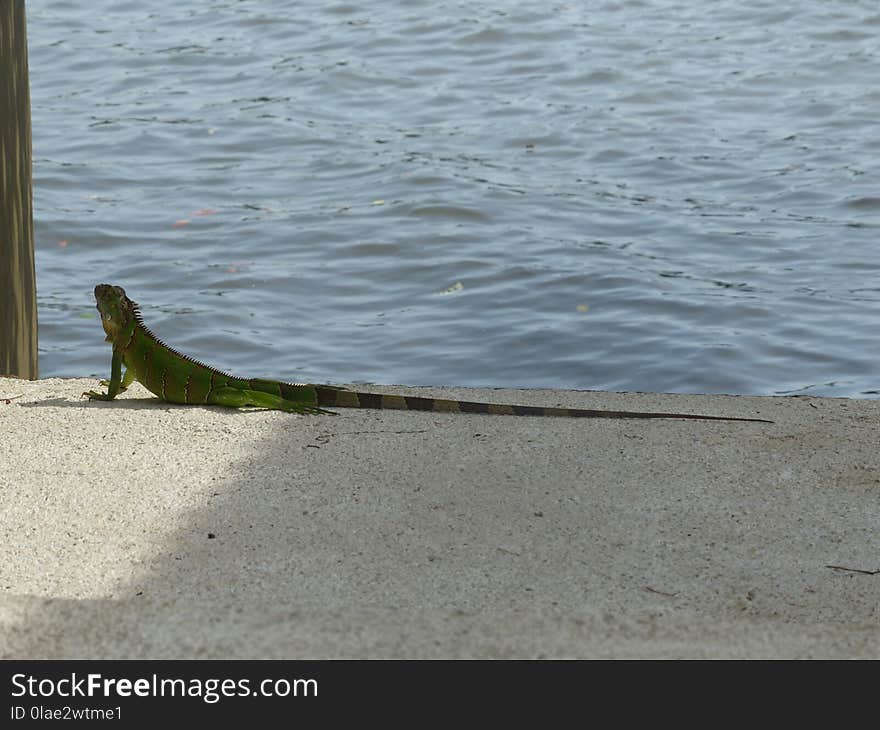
[85,284,770,423]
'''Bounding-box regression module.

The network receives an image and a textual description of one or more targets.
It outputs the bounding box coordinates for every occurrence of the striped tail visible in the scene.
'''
[313,387,772,422]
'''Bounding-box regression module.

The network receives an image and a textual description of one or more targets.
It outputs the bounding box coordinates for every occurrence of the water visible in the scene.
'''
[27,0,880,396]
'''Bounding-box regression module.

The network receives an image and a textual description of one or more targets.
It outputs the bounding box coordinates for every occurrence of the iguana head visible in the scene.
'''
[94,284,136,342]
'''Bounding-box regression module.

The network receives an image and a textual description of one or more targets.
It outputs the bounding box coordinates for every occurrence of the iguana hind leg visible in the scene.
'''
[208,386,336,415]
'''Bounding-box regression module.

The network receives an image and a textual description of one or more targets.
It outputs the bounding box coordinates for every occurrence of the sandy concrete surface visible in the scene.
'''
[0,377,877,659]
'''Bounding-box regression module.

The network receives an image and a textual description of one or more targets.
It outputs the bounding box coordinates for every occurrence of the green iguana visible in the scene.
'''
[84,284,771,423]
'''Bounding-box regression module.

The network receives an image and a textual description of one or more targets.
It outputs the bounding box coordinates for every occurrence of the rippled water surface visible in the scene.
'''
[29,0,880,396]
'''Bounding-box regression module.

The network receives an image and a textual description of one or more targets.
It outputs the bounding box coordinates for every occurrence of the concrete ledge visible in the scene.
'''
[1,377,877,658]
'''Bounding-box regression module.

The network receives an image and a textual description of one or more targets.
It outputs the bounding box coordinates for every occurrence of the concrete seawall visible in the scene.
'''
[1,377,877,658]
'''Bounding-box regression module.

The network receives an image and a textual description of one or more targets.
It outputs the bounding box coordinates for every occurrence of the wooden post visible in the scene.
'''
[0,1,38,379]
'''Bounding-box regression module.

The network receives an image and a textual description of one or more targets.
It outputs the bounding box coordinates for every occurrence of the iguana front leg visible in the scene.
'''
[84,348,127,401]
[99,367,135,393]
